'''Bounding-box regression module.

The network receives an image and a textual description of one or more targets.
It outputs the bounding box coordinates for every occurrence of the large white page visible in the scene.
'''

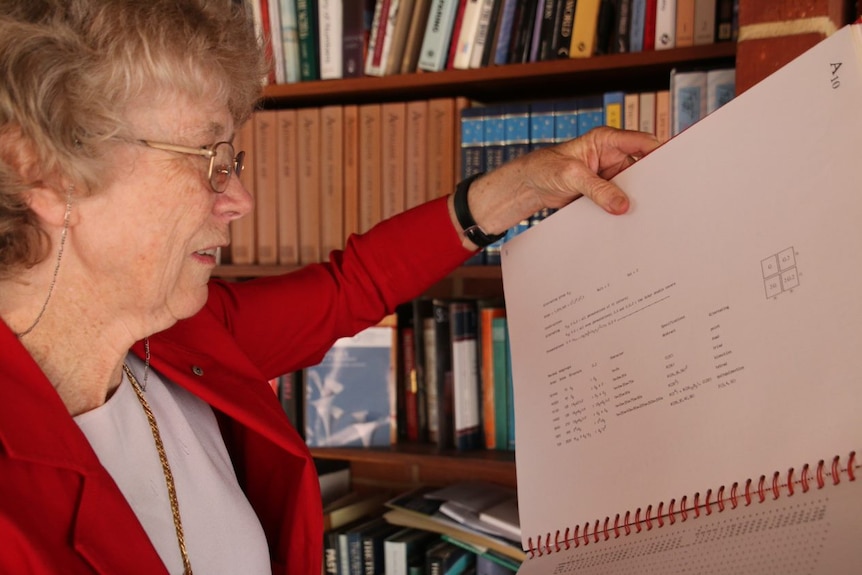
[501,23,862,552]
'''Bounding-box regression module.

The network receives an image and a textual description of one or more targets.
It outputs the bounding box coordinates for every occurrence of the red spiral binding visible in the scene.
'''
[524,451,858,558]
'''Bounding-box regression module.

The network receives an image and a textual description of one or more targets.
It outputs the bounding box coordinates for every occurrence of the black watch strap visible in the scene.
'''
[453,172,506,248]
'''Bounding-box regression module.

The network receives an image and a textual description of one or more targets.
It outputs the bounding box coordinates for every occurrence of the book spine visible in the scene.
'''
[427,98,456,199]
[670,70,707,136]
[492,0,518,64]
[342,105,359,241]
[693,0,716,45]
[491,316,509,450]
[319,105,344,259]
[452,0,484,70]
[358,103,382,233]
[480,306,506,450]
[468,0,498,68]
[228,120,256,264]
[714,0,734,42]
[342,0,366,77]
[380,101,406,220]
[638,91,656,135]
[296,0,319,80]
[445,0,469,70]
[278,0,302,82]
[675,0,696,47]
[603,90,625,129]
[318,0,343,79]
[297,107,321,264]
[400,0,433,73]
[576,94,604,137]
[654,0,676,50]
[450,300,481,451]
[253,110,279,265]
[628,0,646,52]
[528,0,547,62]
[706,67,736,114]
[613,0,632,53]
[502,102,531,163]
[642,0,657,51]
[594,0,619,55]
[432,298,454,449]
[418,0,460,71]
[276,109,299,266]
[404,100,429,210]
[528,100,556,151]
[655,88,670,142]
[569,0,601,58]
[623,92,640,131]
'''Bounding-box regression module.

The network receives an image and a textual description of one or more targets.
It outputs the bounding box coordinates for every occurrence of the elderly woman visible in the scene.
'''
[0,1,658,574]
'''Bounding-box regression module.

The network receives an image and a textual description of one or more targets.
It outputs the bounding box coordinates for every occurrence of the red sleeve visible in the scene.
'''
[205,196,474,377]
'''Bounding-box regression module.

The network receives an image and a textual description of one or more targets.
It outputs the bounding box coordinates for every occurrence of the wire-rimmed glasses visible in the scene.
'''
[139,140,245,193]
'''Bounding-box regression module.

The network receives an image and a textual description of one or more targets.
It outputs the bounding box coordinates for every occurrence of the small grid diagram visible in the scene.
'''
[761,247,799,299]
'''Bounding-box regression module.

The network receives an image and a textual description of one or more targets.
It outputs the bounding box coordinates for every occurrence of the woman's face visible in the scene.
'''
[71,93,252,332]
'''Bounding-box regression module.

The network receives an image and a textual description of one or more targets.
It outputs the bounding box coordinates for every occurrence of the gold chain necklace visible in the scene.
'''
[123,363,193,575]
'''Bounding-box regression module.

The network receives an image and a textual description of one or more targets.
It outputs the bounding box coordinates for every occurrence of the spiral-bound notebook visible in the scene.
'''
[501,23,862,574]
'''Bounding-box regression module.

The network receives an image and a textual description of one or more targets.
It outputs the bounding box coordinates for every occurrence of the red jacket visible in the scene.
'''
[0,198,472,575]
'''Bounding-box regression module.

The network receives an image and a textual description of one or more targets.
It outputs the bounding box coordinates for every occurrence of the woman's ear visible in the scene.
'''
[26,183,74,228]
[2,126,75,228]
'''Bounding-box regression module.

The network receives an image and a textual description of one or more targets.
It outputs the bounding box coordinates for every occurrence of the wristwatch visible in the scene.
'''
[453,172,506,248]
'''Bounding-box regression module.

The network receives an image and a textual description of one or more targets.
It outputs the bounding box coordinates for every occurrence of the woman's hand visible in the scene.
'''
[458,127,661,245]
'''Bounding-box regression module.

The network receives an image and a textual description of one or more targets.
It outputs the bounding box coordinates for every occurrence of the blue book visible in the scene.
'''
[576,94,605,137]
[552,98,579,142]
[493,0,520,65]
[502,103,531,163]
[483,104,507,172]
[628,0,646,52]
[460,106,487,265]
[460,106,487,178]
[528,100,555,151]
[304,323,396,447]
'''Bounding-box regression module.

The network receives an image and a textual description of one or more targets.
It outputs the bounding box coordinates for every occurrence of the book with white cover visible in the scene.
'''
[501,24,862,574]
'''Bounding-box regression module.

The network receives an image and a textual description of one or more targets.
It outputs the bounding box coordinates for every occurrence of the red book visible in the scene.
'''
[371,0,393,68]
[643,0,658,51]
[445,0,469,69]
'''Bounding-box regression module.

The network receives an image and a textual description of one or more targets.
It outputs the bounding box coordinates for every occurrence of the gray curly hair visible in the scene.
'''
[0,0,268,276]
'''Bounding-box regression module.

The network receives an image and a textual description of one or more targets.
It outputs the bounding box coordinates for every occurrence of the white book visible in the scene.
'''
[418,0,460,72]
[452,0,484,70]
[503,24,862,574]
[317,0,344,79]
[469,0,497,69]
[637,91,656,135]
[266,0,286,84]
[669,68,707,136]
[654,0,676,50]
[706,67,737,113]
[623,93,640,131]
[366,0,404,77]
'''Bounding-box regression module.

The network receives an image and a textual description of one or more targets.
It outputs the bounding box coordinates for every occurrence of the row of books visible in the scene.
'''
[227,66,734,267]
[273,297,515,453]
[321,481,523,574]
[253,0,737,85]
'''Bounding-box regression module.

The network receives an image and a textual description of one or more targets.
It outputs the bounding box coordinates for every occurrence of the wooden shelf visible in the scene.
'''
[311,445,517,490]
[261,43,737,108]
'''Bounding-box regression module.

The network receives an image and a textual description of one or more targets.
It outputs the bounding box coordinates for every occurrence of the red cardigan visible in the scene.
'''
[0,197,473,575]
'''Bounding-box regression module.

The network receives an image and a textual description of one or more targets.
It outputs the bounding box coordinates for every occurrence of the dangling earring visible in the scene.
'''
[15,185,73,338]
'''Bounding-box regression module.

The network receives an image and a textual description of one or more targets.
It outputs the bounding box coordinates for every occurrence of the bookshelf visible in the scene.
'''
[215,0,851,495]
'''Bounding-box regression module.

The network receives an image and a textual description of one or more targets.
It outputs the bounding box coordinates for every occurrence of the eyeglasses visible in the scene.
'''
[139,140,245,193]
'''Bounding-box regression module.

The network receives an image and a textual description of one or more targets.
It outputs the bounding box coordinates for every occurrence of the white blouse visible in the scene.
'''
[75,354,271,575]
